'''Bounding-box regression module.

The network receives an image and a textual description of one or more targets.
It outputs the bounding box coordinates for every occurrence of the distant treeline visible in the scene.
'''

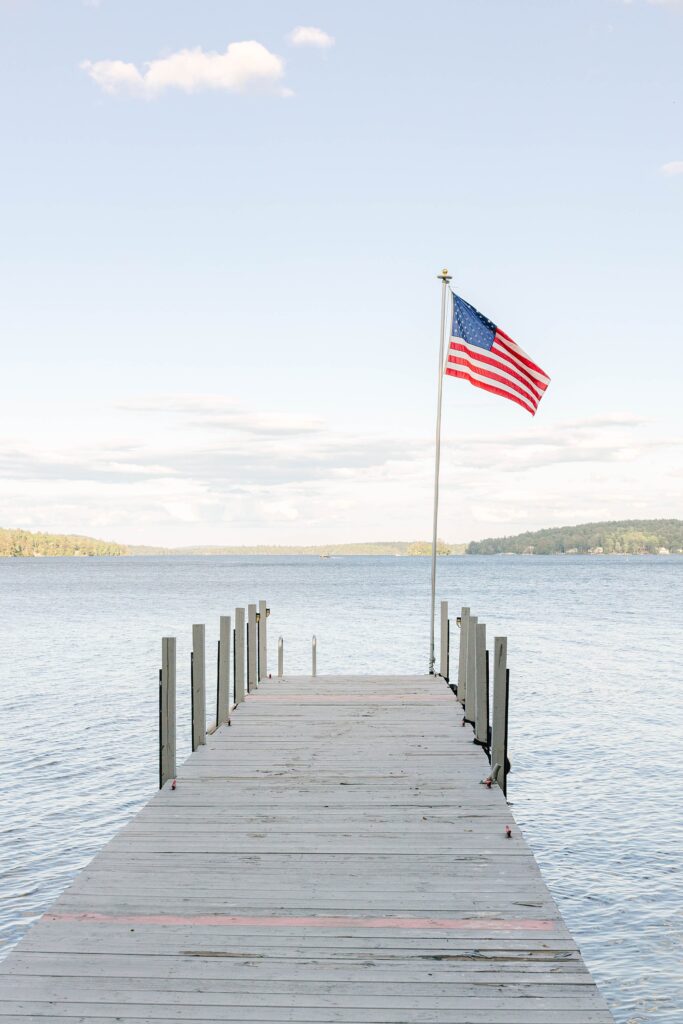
[467,519,683,555]
[129,539,460,557]
[0,527,127,558]
[2,521,681,558]
[0,530,458,558]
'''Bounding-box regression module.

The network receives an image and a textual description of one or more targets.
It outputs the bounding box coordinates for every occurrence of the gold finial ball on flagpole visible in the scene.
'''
[437,267,451,280]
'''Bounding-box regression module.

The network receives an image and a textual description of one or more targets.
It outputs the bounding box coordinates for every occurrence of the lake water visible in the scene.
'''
[0,554,681,1022]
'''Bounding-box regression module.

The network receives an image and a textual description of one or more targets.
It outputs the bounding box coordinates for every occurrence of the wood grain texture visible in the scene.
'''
[216,617,231,727]
[474,622,488,746]
[465,615,477,723]
[258,600,267,681]
[234,608,245,705]
[160,637,176,787]
[0,673,613,1023]
[439,601,448,680]
[457,606,469,706]
[191,625,206,751]
[491,638,509,795]
[247,604,257,693]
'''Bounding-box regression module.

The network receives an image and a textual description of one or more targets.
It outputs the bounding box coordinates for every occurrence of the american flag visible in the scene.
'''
[445,293,550,415]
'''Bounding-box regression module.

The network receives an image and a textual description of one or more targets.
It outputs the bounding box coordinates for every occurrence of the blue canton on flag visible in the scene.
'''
[452,296,497,351]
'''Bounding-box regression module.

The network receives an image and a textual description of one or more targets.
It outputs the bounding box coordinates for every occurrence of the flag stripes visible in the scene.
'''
[445,294,550,415]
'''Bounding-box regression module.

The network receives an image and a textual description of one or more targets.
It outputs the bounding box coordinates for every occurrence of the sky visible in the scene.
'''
[0,0,681,546]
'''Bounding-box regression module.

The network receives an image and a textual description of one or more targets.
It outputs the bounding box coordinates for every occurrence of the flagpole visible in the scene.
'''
[429,268,452,675]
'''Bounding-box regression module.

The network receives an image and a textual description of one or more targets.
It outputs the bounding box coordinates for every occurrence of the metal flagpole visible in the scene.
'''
[429,268,452,674]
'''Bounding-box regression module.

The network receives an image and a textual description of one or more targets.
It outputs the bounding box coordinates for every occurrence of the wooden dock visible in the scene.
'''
[0,673,613,1022]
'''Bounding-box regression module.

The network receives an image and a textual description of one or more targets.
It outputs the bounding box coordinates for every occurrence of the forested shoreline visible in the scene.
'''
[466,519,682,555]
[0,528,127,557]
[1,520,680,557]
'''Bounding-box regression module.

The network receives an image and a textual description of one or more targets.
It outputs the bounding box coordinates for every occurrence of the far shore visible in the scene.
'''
[2,520,681,559]
[2,550,681,560]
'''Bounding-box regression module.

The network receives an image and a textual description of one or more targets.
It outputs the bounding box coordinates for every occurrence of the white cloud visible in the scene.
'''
[81,41,288,98]
[82,59,144,95]
[120,395,323,436]
[288,26,335,49]
[661,160,683,176]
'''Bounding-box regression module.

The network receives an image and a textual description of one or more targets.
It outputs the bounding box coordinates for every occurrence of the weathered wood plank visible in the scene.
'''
[0,1011,616,1023]
[258,600,268,681]
[457,606,469,704]
[491,637,509,795]
[191,625,206,750]
[439,600,448,680]
[465,616,477,722]
[247,604,257,692]
[216,616,230,727]
[159,637,176,788]
[234,608,245,705]
[474,621,489,746]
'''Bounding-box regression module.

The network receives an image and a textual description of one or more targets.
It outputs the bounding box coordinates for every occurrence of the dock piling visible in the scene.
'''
[474,621,489,746]
[439,600,449,680]
[457,606,470,705]
[159,636,176,788]
[234,608,245,704]
[258,599,267,681]
[312,634,317,677]
[247,604,257,692]
[491,636,510,795]
[217,615,231,726]
[465,614,477,723]
[277,636,284,677]
[191,624,206,751]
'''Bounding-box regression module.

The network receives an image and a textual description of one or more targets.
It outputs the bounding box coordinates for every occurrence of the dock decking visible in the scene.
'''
[0,674,613,1022]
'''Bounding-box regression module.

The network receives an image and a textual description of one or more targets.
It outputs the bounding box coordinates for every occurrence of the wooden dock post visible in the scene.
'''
[217,615,231,727]
[277,636,284,677]
[234,608,245,704]
[474,621,489,746]
[491,636,510,795]
[258,599,267,680]
[159,637,176,788]
[312,635,317,677]
[439,600,449,680]
[464,614,477,723]
[247,603,257,692]
[191,624,206,751]
[457,606,470,705]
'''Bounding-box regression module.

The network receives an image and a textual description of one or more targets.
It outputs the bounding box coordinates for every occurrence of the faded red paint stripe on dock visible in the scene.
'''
[252,695,454,703]
[45,912,556,931]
